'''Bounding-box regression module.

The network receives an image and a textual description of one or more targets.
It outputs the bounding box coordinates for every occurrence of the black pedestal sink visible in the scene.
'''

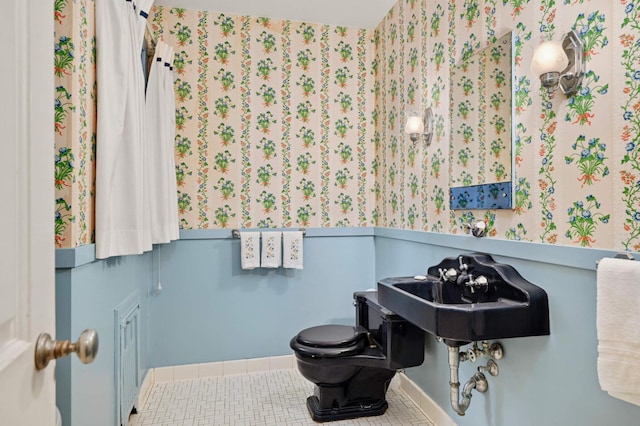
[377,253,549,345]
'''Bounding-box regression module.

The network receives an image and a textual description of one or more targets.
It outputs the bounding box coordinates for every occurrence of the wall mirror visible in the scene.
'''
[449,32,514,210]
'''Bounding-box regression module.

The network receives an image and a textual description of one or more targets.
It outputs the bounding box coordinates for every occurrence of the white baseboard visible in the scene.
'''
[398,372,457,426]
[137,368,154,411]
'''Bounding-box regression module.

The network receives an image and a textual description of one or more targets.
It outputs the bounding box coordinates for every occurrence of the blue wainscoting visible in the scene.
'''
[55,228,376,425]
[374,229,640,426]
[55,227,640,426]
[147,228,376,367]
[56,250,153,426]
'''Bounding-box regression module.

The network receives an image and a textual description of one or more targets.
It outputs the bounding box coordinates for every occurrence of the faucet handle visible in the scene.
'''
[465,275,489,293]
[475,275,488,287]
[438,267,458,282]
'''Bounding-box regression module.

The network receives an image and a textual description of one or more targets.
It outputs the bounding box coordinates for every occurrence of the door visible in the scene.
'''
[0,1,56,425]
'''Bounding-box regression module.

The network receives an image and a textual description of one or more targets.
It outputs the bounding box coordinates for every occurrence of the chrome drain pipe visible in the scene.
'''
[447,345,491,416]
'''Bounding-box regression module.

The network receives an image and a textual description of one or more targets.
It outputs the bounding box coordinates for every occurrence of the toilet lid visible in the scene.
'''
[295,325,368,348]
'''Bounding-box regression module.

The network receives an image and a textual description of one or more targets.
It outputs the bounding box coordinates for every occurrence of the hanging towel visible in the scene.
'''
[261,232,282,268]
[283,231,304,269]
[240,232,260,270]
[596,257,640,406]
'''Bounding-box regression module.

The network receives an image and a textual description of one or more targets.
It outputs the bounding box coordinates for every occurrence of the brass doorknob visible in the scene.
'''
[35,329,99,371]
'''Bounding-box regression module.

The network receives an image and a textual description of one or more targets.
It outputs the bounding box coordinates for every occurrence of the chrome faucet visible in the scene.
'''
[458,256,469,272]
[439,257,489,292]
[438,256,470,284]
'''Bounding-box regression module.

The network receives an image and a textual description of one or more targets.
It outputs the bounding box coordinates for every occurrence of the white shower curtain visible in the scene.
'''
[145,40,179,244]
[96,0,174,259]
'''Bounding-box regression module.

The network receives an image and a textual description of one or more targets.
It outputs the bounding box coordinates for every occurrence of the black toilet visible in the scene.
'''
[290,291,425,422]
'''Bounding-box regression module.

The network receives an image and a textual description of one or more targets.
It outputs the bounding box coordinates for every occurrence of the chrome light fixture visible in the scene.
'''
[404,107,434,146]
[531,30,585,96]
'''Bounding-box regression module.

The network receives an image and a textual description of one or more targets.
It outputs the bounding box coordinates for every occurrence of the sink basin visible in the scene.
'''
[377,253,549,345]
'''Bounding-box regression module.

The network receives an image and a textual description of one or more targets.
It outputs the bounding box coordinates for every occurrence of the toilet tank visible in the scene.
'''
[354,291,425,370]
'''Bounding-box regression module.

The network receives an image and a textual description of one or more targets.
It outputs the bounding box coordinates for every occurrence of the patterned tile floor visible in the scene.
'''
[129,368,433,426]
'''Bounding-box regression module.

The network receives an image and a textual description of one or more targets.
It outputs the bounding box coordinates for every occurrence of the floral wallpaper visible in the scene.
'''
[149,7,375,229]
[53,0,640,252]
[54,0,96,248]
[375,0,640,250]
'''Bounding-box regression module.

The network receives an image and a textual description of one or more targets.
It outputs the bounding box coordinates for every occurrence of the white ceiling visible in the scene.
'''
[153,0,397,29]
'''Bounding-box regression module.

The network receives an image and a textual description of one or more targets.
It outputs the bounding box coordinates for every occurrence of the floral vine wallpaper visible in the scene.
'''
[148,7,375,229]
[54,0,96,248]
[376,0,640,250]
[52,0,640,252]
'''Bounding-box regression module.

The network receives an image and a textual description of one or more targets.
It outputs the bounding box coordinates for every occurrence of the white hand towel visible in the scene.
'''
[240,231,260,270]
[596,257,640,406]
[261,231,282,268]
[598,342,640,406]
[283,231,304,269]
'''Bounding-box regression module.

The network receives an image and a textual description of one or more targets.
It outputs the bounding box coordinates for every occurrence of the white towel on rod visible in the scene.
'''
[596,257,640,406]
[283,231,304,269]
[261,231,282,268]
[240,231,260,270]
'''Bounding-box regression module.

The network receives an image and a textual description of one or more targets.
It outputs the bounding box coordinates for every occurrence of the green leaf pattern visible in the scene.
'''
[53,1,640,251]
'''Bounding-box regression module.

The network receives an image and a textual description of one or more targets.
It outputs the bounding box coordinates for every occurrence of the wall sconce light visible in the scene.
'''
[531,30,585,96]
[404,107,434,146]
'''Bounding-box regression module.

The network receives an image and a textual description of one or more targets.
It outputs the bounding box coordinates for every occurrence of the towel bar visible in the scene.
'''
[596,252,635,268]
[231,228,306,239]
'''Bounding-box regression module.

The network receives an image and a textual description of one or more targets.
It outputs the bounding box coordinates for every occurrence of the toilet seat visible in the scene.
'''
[291,325,368,358]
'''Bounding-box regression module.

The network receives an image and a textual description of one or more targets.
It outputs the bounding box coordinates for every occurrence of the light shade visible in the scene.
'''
[531,31,585,96]
[531,40,569,76]
[404,107,434,145]
[405,114,425,135]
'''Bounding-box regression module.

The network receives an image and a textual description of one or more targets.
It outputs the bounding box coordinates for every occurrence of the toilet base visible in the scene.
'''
[306,395,388,422]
